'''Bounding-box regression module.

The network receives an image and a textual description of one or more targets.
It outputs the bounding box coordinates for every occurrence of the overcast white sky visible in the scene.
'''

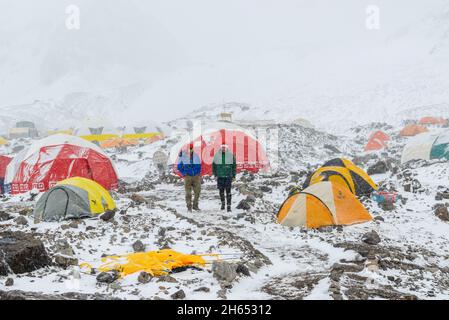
[0,0,446,122]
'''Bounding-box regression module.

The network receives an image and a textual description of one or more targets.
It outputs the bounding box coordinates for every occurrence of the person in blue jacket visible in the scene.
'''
[177,144,202,212]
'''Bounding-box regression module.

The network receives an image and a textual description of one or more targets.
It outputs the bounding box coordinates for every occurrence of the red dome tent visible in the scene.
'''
[418,117,448,126]
[364,130,390,152]
[171,123,270,176]
[0,155,12,194]
[5,134,118,194]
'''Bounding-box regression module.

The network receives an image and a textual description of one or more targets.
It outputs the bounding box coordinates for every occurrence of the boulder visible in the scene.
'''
[132,240,146,252]
[100,210,115,222]
[96,271,120,284]
[170,289,186,300]
[367,161,388,175]
[434,205,449,222]
[137,271,151,284]
[236,199,252,211]
[362,231,381,245]
[0,211,13,221]
[13,216,28,226]
[212,261,237,283]
[0,231,52,275]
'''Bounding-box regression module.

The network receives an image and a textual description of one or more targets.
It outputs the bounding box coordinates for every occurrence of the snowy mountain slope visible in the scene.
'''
[1,1,448,132]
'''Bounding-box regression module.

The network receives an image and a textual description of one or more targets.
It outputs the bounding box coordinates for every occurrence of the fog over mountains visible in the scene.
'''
[0,0,448,132]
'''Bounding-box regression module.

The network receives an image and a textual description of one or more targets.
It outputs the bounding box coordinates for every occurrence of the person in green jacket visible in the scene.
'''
[212,144,237,212]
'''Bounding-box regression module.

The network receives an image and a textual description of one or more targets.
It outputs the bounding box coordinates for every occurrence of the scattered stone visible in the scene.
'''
[194,287,210,293]
[0,211,13,221]
[13,216,28,226]
[362,231,381,245]
[170,289,186,300]
[236,263,251,276]
[379,201,395,211]
[130,194,146,205]
[156,275,178,283]
[100,210,115,222]
[137,271,151,284]
[374,216,385,222]
[236,199,251,211]
[132,240,146,252]
[324,144,341,153]
[96,271,119,284]
[0,231,52,275]
[212,261,237,283]
[54,255,78,269]
[434,204,449,221]
[5,278,14,287]
[259,186,272,193]
[367,161,388,175]
[86,226,95,231]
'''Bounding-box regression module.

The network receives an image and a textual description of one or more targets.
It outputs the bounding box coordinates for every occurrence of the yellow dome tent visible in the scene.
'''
[0,137,8,146]
[303,158,377,196]
[34,177,116,222]
[277,181,372,229]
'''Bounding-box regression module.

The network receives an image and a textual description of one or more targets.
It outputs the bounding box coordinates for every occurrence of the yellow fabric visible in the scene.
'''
[46,129,73,136]
[123,132,160,140]
[341,159,377,191]
[57,177,116,214]
[277,181,372,229]
[309,166,356,194]
[80,134,119,142]
[0,137,8,145]
[98,249,207,277]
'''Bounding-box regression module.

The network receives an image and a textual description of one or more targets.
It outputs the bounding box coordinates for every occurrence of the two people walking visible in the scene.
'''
[177,144,236,212]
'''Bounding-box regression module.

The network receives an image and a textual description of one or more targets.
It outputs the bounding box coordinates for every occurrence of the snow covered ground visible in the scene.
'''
[2,119,449,300]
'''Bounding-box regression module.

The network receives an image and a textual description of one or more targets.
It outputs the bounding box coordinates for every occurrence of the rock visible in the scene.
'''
[86,226,95,231]
[170,289,186,300]
[367,161,388,175]
[137,271,151,284]
[100,210,115,222]
[54,255,79,269]
[156,275,178,283]
[54,240,75,256]
[13,216,28,226]
[212,261,237,283]
[194,287,210,293]
[362,231,381,245]
[96,271,119,284]
[374,216,385,222]
[5,278,14,286]
[130,194,146,205]
[259,186,272,193]
[434,205,449,221]
[0,231,52,275]
[236,199,251,211]
[0,211,13,221]
[236,263,251,276]
[132,240,146,252]
[379,201,395,211]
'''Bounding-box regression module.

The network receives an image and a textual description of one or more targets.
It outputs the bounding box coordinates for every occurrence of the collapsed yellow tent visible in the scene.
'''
[303,158,377,196]
[277,181,372,229]
[0,137,8,146]
[93,249,207,277]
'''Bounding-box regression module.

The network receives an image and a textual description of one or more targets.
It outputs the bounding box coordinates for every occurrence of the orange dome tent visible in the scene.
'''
[101,137,139,149]
[364,130,390,152]
[277,181,372,229]
[400,124,429,137]
[418,117,448,126]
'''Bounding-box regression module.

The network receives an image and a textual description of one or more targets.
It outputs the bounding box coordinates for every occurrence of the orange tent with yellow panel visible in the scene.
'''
[277,181,372,229]
[100,137,139,149]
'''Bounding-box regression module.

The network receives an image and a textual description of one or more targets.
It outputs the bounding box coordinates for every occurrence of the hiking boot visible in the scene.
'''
[221,203,225,210]
[187,206,192,213]
[193,206,201,212]
[227,206,231,212]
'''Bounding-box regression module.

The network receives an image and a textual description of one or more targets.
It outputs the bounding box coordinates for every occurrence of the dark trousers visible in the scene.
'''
[217,177,232,206]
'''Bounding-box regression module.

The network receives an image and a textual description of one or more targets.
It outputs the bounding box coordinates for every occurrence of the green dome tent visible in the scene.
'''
[401,130,449,164]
